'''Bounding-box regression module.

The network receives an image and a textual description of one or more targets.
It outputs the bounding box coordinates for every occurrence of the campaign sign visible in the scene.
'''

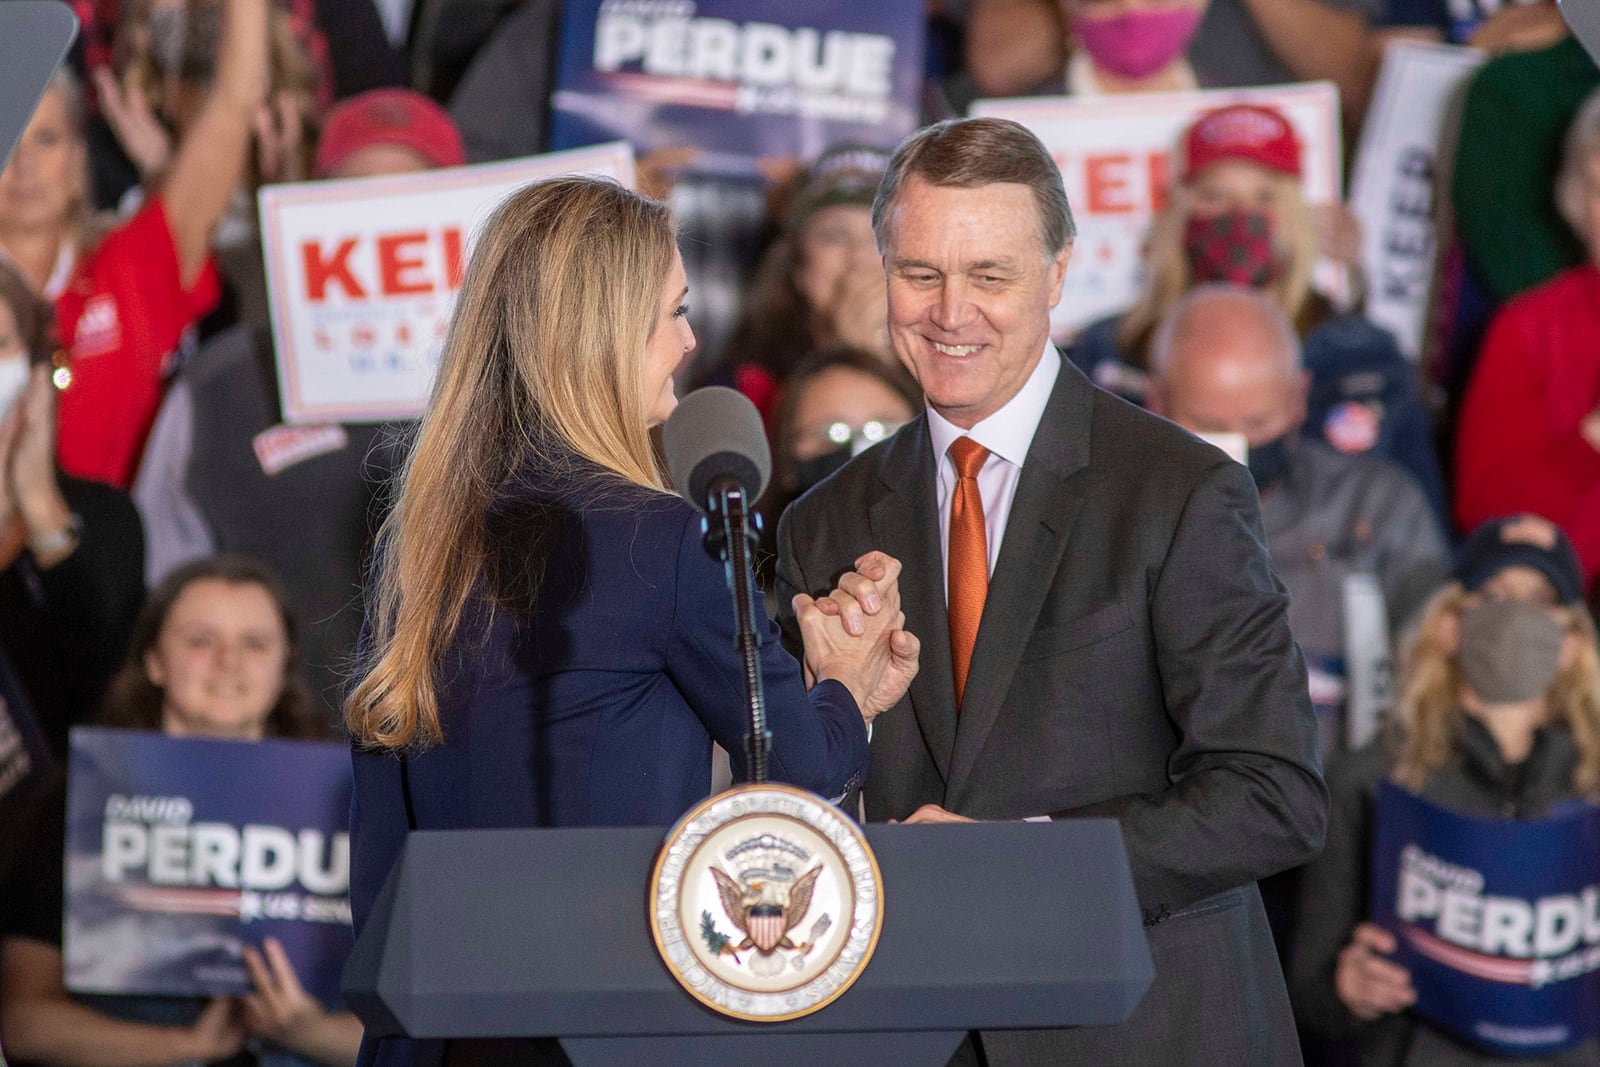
[64,729,353,1004]
[548,0,925,176]
[971,83,1342,341]
[259,142,634,424]
[1372,781,1600,1055]
[1349,42,1485,361]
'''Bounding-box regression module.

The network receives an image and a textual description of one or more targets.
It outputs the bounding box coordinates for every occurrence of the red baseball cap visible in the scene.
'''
[1180,104,1302,183]
[314,89,466,179]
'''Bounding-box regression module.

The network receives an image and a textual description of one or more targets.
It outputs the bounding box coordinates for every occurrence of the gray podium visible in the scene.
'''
[346,819,1153,1066]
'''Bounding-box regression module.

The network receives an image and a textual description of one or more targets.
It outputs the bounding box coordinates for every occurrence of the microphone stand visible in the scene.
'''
[702,481,770,783]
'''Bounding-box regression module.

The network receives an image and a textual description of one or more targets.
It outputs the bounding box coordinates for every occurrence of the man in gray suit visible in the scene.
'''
[776,117,1328,1065]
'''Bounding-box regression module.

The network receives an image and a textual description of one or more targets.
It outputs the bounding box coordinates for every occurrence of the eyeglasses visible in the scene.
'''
[792,419,904,458]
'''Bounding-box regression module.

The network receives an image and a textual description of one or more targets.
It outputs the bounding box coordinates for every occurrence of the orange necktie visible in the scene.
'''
[947,437,991,710]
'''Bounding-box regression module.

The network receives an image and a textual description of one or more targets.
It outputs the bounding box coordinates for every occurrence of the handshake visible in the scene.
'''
[791,550,921,726]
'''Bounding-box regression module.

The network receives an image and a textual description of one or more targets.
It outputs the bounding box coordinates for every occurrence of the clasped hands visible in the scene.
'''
[792,550,920,726]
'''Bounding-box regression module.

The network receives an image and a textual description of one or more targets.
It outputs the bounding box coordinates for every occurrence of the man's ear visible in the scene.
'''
[1046,242,1073,311]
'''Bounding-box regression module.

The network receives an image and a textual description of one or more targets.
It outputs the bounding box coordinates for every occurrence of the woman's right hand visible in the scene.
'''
[1335,922,1416,1021]
[793,551,920,724]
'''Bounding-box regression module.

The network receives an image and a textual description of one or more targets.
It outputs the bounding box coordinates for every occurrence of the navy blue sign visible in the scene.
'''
[1372,780,1600,1055]
[549,0,926,176]
[64,729,353,1004]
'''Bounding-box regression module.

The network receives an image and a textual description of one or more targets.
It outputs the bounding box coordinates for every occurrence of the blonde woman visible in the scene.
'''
[1071,103,1363,394]
[344,176,918,1067]
[1070,102,1445,511]
[1289,514,1600,1065]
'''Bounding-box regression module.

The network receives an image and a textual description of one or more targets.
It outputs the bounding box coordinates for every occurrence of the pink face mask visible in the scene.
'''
[1075,5,1203,81]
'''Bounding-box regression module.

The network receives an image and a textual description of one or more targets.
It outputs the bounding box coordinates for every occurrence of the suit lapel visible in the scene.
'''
[868,418,958,782]
[946,361,1095,798]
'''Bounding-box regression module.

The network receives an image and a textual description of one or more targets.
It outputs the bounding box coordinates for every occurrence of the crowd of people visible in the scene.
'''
[0,0,1596,1065]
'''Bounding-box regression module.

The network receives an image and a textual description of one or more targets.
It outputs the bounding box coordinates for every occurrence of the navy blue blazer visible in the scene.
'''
[348,466,869,1066]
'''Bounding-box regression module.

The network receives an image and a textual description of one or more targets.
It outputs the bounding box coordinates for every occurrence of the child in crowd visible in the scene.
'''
[0,557,360,1067]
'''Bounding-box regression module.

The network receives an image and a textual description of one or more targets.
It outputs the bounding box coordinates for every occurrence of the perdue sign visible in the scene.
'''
[258,143,635,424]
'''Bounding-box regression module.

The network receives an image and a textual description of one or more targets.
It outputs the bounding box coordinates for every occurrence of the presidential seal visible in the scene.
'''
[649,782,883,1021]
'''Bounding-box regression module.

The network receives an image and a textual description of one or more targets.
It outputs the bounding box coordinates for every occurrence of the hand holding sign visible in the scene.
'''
[1336,922,1417,1021]
[241,937,361,1062]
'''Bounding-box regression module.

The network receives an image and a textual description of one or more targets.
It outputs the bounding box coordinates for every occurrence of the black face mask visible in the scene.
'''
[1246,432,1294,492]
[792,446,853,494]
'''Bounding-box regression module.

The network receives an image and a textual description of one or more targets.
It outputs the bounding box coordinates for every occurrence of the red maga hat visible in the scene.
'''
[315,89,466,179]
[1180,103,1302,182]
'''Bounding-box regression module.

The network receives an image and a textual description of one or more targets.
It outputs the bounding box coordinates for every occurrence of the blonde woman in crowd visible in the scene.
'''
[1290,514,1600,1065]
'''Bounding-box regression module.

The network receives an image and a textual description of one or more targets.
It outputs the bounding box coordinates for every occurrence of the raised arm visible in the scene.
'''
[1242,0,1378,120]
[159,0,272,288]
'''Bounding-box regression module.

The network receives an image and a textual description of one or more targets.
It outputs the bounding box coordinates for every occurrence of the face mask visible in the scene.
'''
[793,446,853,495]
[1075,7,1203,81]
[1244,432,1293,493]
[147,8,187,73]
[1183,210,1278,288]
[1457,598,1568,704]
[0,359,29,419]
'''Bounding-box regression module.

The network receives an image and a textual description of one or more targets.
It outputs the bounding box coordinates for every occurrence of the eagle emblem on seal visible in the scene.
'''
[711,862,823,956]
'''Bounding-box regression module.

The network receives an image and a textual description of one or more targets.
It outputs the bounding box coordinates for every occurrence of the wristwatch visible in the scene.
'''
[28,512,82,559]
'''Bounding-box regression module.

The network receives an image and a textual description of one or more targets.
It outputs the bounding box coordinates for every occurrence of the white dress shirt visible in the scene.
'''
[925,342,1061,600]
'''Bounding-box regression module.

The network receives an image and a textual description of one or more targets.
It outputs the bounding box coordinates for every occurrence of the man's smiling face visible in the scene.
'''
[881,176,1071,429]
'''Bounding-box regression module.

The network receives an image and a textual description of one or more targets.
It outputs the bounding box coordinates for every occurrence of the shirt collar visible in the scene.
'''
[926,341,1060,471]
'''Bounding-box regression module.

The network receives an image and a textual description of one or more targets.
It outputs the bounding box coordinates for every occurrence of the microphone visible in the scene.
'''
[662,386,773,781]
[663,386,770,510]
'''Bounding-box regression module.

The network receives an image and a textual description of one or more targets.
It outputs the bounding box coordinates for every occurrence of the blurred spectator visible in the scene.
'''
[0,0,271,490]
[1148,285,1448,761]
[769,348,921,503]
[704,145,895,418]
[757,347,920,590]
[1454,89,1600,587]
[444,0,559,166]
[1450,32,1599,307]
[1071,102,1448,519]
[134,89,462,721]
[1378,0,1567,50]
[964,0,1379,119]
[0,556,360,1067]
[0,263,143,761]
[99,0,327,337]
[1289,515,1600,1065]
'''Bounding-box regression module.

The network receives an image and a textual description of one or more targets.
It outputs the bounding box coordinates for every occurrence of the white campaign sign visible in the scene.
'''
[259,142,635,424]
[971,83,1342,341]
[1349,42,1485,361]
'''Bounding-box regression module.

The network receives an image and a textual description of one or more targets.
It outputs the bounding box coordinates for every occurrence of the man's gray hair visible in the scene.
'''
[871,117,1076,256]
[1149,283,1303,378]
[1558,86,1600,236]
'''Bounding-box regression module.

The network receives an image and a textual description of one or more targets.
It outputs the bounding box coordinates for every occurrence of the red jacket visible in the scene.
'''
[1455,265,1600,584]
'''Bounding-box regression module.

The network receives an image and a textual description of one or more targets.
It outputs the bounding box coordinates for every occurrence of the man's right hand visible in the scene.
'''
[1335,923,1416,1021]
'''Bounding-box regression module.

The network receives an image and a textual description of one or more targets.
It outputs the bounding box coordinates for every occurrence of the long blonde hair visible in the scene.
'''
[1391,582,1600,797]
[1116,170,1320,365]
[346,176,677,751]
